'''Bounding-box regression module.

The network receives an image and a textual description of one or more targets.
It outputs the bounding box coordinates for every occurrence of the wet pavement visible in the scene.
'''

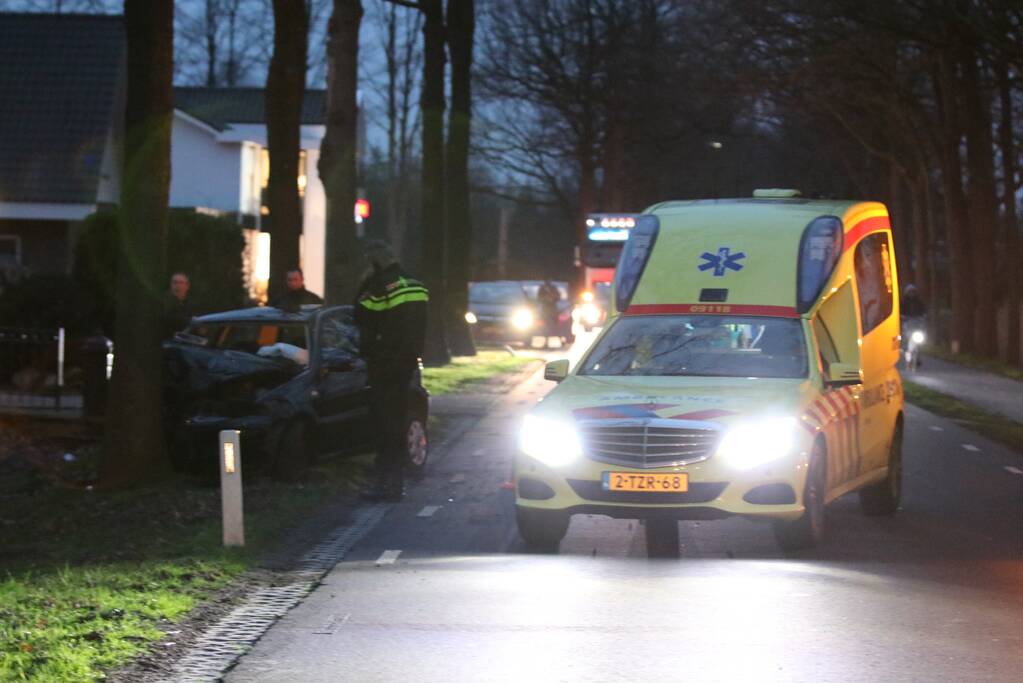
[224,335,1023,682]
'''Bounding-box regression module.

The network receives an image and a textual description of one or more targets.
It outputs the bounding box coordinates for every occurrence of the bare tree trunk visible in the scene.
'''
[996,62,1021,365]
[445,0,475,356]
[102,0,174,486]
[959,45,999,357]
[320,0,363,304]
[910,172,933,316]
[385,2,400,249]
[205,0,218,86]
[419,0,450,365]
[266,0,309,299]
[935,56,976,354]
[888,163,915,287]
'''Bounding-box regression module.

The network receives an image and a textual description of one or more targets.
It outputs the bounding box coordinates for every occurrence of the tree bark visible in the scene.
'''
[320,0,363,304]
[996,62,1021,365]
[934,55,976,354]
[266,0,309,300]
[102,0,174,486]
[419,0,450,365]
[445,0,476,357]
[959,44,1000,357]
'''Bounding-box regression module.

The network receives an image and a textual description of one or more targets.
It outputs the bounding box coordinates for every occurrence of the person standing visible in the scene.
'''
[355,240,429,501]
[537,278,561,348]
[163,271,196,338]
[270,268,324,311]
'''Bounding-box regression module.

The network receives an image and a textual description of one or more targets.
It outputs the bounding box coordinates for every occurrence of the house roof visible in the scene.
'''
[174,87,327,131]
[0,13,124,205]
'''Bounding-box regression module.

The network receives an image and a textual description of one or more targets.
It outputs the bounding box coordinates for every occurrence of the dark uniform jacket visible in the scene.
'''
[354,264,428,371]
[163,294,197,339]
[271,287,323,312]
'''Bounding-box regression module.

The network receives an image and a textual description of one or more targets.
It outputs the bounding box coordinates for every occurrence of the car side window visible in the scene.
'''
[853,233,894,335]
[813,316,839,371]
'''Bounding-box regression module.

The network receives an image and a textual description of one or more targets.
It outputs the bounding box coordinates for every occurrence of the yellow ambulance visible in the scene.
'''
[516,190,904,552]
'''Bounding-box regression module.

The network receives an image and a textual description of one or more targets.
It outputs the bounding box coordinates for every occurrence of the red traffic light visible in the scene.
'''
[355,198,371,219]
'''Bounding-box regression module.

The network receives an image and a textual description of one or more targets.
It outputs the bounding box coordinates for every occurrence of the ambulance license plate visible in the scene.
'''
[603,472,688,492]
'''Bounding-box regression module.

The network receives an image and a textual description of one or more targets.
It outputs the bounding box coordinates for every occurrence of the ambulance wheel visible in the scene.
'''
[272,420,311,482]
[405,412,429,479]
[645,518,680,558]
[860,421,903,516]
[774,439,826,552]
[516,506,568,552]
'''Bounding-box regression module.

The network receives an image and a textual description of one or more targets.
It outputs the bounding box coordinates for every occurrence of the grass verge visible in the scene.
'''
[903,381,1023,454]
[922,345,1023,382]
[421,349,540,396]
[0,453,368,681]
[1,350,539,680]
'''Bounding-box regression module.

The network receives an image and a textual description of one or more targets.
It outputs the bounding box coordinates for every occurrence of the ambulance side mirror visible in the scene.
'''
[825,362,861,387]
[544,359,570,383]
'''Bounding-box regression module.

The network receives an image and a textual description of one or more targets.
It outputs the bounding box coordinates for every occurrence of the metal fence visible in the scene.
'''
[0,326,81,411]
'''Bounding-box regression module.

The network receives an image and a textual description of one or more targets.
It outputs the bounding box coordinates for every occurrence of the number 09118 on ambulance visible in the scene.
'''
[516,191,904,552]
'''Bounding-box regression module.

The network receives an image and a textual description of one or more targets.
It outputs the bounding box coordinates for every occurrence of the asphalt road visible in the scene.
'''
[227,335,1023,683]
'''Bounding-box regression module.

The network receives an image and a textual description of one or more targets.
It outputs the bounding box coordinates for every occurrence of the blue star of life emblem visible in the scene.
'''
[698,247,746,277]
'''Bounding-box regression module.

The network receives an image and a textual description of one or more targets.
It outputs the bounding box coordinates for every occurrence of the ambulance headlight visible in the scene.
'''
[511,308,534,330]
[520,415,582,467]
[910,330,925,344]
[717,417,798,470]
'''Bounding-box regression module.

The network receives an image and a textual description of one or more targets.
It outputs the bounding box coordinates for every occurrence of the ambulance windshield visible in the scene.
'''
[579,315,807,378]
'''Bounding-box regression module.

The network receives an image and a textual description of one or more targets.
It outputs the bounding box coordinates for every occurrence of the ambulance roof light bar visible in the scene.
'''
[753,188,802,198]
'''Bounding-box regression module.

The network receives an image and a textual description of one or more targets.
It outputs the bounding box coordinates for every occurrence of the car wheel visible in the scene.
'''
[272,420,311,482]
[859,422,903,516]
[405,413,429,479]
[645,518,680,558]
[516,506,569,552]
[774,439,826,551]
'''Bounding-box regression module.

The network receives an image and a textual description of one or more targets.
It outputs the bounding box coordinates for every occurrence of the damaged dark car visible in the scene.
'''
[163,305,429,479]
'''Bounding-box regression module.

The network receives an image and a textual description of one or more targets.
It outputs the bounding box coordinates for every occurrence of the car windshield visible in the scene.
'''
[578,315,808,378]
[470,282,528,304]
[186,321,309,353]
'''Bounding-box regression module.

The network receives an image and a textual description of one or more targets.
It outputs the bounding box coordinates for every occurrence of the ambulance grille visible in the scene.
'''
[578,419,722,469]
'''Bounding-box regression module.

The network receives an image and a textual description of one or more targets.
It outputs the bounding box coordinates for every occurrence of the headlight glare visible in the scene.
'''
[520,415,582,467]
[910,330,925,344]
[465,311,478,324]
[511,307,534,330]
[717,417,798,470]
[581,303,600,324]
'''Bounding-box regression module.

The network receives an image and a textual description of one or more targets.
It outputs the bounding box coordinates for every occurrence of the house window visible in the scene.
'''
[0,236,20,266]
[259,148,307,195]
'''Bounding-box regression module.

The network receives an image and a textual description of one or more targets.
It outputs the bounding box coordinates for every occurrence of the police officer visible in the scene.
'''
[355,240,429,501]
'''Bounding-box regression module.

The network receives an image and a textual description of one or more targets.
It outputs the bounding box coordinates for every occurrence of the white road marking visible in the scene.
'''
[375,550,401,566]
[417,505,442,517]
[929,425,944,432]
[473,449,486,456]
[1005,466,1023,475]
[962,444,981,452]
[449,473,467,483]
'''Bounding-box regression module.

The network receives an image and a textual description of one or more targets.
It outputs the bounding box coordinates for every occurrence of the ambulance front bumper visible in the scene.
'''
[514,445,812,522]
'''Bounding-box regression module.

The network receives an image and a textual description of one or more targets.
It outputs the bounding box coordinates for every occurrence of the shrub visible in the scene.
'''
[73,209,248,336]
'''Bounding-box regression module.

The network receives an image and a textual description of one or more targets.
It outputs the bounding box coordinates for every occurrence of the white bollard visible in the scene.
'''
[219,430,245,547]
